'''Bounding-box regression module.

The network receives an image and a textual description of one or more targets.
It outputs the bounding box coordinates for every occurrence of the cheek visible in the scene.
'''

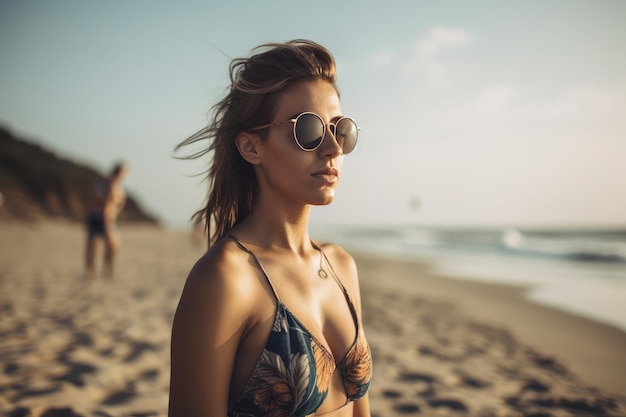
[262,149,308,184]
[335,157,345,174]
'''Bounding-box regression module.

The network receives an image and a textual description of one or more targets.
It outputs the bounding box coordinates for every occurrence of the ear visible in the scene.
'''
[235,131,263,165]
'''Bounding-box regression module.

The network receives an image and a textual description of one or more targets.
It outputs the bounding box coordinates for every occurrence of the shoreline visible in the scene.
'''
[352,251,626,398]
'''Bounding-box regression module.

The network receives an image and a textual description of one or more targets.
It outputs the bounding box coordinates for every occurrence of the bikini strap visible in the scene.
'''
[226,234,281,302]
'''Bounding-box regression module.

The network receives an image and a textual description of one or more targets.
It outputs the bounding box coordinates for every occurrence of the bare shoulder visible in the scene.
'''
[170,237,262,415]
[171,237,265,363]
[174,237,264,329]
[317,242,355,263]
[182,237,258,301]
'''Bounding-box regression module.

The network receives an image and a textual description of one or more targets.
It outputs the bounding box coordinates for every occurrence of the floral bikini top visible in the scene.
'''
[227,236,372,417]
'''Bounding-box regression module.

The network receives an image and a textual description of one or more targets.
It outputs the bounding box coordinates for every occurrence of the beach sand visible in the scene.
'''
[1,222,625,416]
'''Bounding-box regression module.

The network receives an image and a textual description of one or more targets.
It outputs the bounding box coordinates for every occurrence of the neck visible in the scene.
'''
[235,197,313,254]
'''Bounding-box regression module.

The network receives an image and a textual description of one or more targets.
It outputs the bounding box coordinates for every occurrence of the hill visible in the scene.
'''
[0,126,159,225]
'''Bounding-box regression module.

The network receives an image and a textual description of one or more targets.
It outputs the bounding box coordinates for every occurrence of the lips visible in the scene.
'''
[312,167,338,177]
[311,166,339,184]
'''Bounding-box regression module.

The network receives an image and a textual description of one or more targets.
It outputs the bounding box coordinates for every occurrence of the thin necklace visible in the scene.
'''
[317,247,328,279]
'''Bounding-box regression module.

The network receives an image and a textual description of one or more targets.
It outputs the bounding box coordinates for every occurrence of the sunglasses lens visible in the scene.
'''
[295,113,324,150]
[335,118,358,154]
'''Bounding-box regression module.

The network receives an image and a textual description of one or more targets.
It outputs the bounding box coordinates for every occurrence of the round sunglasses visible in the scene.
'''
[248,112,359,154]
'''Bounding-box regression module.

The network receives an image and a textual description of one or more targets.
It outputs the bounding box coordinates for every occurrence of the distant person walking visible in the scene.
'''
[85,162,129,278]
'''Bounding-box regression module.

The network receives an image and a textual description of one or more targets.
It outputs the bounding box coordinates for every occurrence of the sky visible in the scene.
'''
[1,1,625,229]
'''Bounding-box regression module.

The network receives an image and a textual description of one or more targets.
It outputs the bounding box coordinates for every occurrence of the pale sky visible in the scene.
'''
[1,1,625,228]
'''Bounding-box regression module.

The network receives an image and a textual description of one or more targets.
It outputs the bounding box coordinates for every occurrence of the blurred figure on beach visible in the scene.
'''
[85,161,129,278]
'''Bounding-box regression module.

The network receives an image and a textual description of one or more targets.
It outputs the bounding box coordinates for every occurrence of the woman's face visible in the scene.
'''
[255,79,345,207]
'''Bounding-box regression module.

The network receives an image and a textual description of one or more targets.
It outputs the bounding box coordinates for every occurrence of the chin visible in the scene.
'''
[310,193,335,206]
[312,200,334,207]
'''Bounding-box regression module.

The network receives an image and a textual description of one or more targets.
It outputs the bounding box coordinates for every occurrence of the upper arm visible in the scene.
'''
[353,393,371,417]
[103,184,118,219]
[168,247,252,416]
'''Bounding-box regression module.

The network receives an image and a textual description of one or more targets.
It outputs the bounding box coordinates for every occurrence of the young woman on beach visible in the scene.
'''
[169,40,372,416]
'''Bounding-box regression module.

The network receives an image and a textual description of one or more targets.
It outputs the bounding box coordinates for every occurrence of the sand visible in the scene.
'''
[1,222,625,417]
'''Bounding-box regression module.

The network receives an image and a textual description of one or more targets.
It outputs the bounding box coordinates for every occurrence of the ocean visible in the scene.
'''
[311,224,626,332]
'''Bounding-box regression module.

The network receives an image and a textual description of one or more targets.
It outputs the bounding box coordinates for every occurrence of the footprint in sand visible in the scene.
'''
[521,379,550,393]
[527,349,568,375]
[123,340,157,362]
[393,403,421,413]
[507,392,618,416]
[427,398,468,412]
[139,368,160,380]
[398,371,438,384]
[382,389,403,399]
[455,371,493,389]
[9,408,84,417]
[72,331,93,347]
[101,382,136,405]
[52,359,97,387]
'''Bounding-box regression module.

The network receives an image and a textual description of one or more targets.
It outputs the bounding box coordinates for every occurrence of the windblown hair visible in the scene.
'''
[110,161,127,177]
[175,40,338,246]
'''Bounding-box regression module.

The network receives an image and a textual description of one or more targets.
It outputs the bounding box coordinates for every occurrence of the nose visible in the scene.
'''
[319,123,343,158]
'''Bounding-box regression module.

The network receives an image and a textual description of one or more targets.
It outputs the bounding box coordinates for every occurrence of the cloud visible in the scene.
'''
[368,27,473,81]
[439,83,626,141]
[415,27,473,57]
[370,50,394,67]
[402,26,473,87]
[539,85,624,129]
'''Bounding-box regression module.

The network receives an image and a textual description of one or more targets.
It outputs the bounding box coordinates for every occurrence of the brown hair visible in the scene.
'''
[175,39,338,246]
[110,161,127,178]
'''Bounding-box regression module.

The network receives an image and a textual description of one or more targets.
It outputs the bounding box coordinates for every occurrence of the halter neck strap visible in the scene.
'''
[226,234,281,302]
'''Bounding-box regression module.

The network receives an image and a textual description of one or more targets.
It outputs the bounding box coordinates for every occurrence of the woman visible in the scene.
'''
[169,40,372,417]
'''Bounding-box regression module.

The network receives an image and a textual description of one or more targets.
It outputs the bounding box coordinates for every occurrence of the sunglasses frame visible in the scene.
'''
[248,111,359,154]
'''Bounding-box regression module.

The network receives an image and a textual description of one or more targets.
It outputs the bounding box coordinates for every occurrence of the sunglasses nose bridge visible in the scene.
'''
[320,121,343,155]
